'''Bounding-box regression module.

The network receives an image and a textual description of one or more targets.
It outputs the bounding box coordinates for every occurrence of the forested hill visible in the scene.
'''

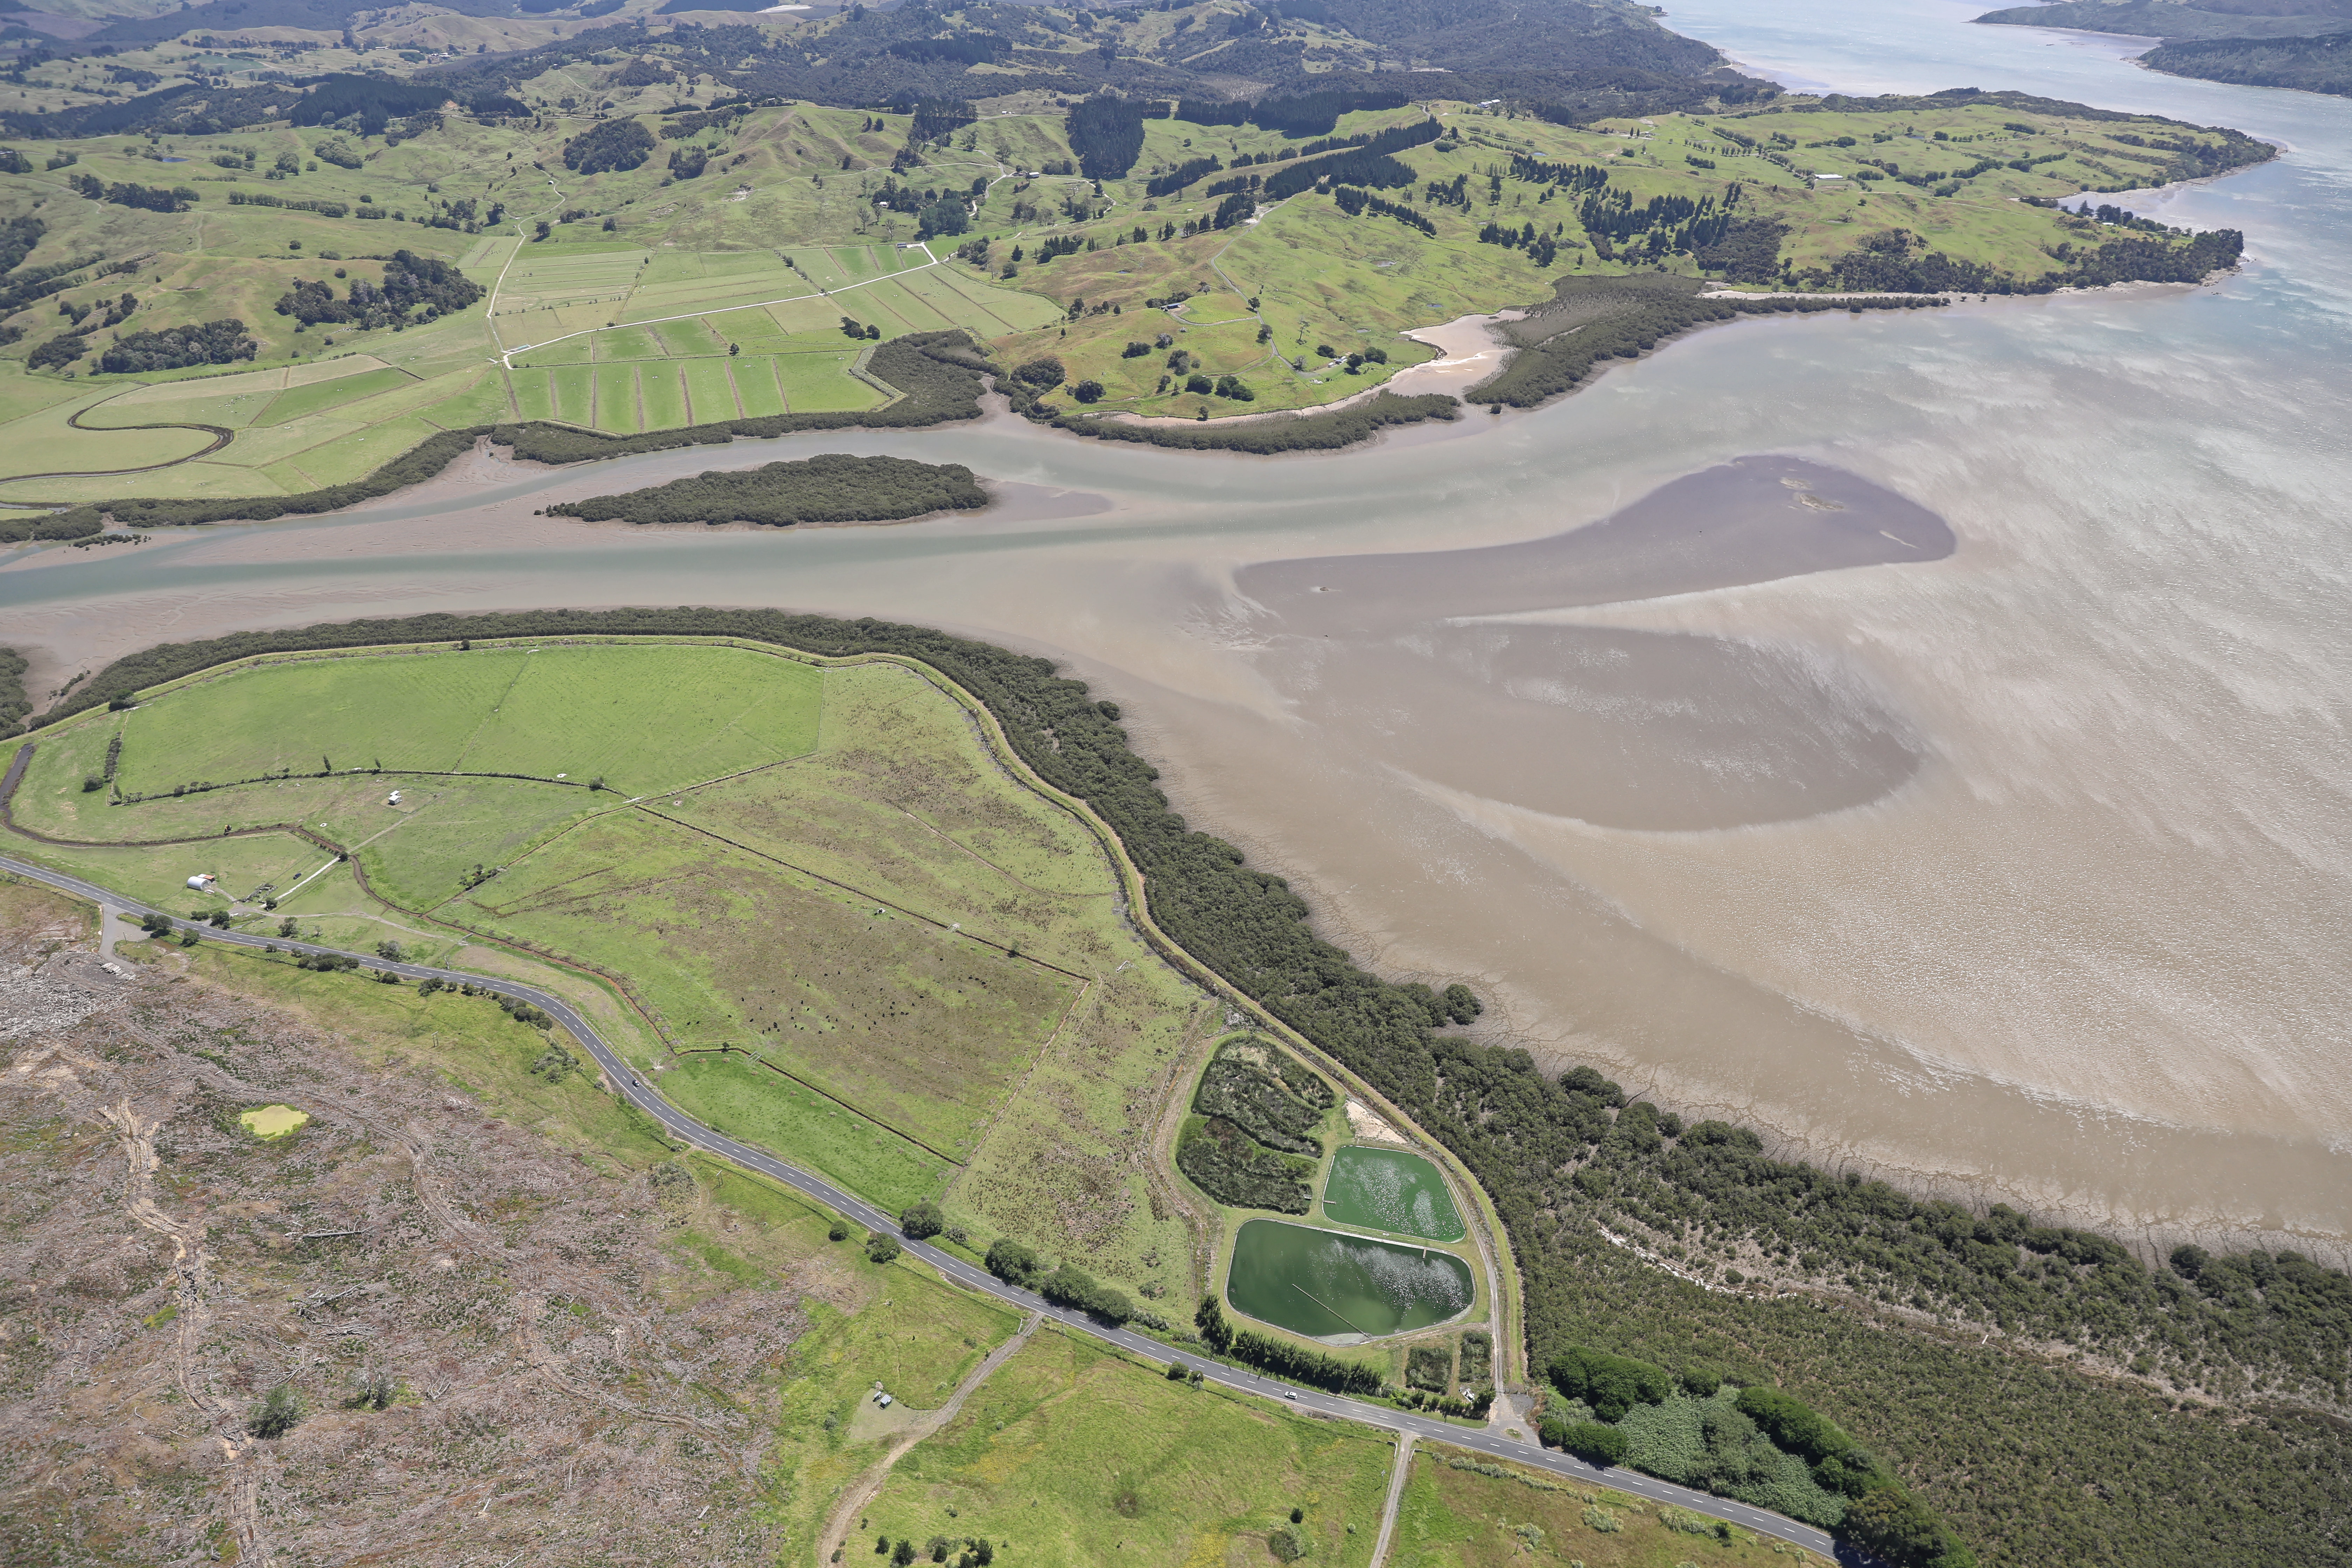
[418,1,1767,124]
[1975,0,2352,42]
[1974,0,2352,95]
[2140,30,2352,94]
[9,0,1778,141]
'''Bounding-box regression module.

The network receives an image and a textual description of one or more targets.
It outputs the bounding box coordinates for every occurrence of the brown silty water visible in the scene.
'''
[1234,456,1949,831]
[6,288,2350,1257]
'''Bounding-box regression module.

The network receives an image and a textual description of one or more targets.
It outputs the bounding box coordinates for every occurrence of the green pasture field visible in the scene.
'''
[513,335,594,367]
[713,306,792,349]
[52,642,818,801]
[622,270,802,321]
[1387,1447,1804,1568]
[765,293,868,336]
[15,833,326,916]
[251,366,419,427]
[0,392,216,481]
[695,1156,1021,1564]
[505,330,887,415]
[8,642,1223,1304]
[864,1328,1396,1568]
[682,357,740,421]
[99,357,388,427]
[418,368,515,428]
[550,363,595,426]
[682,660,1210,1295]
[734,357,788,417]
[639,362,689,429]
[777,350,882,411]
[652,317,723,357]
[8,740,597,915]
[264,860,482,973]
[512,367,559,424]
[455,803,1077,1155]
[660,1049,955,1215]
[593,363,639,431]
[594,325,666,362]
[675,661,1120,966]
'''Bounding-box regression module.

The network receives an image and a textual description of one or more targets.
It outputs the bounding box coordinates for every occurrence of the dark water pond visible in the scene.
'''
[1226,1218,1475,1343]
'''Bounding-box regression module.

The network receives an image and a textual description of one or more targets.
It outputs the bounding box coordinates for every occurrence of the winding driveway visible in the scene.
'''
[0,848,1853,1563]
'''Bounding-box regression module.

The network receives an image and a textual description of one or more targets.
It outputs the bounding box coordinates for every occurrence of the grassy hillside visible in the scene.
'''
[0,22,2270,502]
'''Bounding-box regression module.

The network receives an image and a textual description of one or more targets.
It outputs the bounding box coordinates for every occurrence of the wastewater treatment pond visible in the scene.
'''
[1321,1146,1466,1241]
[1225,1218,1475,1343]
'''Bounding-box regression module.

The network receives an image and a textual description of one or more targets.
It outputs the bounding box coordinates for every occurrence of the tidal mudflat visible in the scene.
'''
[1234,457,1946,832]
[9,29,2352,1251]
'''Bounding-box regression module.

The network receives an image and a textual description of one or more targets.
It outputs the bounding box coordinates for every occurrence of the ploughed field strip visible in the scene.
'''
[3,640,1154,1216]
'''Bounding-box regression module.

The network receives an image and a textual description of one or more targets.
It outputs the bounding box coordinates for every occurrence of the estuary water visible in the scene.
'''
[6,0,2351,1252]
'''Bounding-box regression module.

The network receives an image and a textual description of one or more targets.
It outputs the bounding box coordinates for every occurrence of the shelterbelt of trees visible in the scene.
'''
[29,603,2352,1566]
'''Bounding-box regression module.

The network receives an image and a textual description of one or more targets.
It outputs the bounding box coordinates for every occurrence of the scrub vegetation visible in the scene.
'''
[0,642,28,734]
[1174,1034,1336,1215]
[546,451,987,527]
[2138,32,2352,96]
[28,607,2352,1567]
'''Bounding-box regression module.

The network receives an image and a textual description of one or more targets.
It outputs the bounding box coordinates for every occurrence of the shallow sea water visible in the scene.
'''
[5,0,2350,1251]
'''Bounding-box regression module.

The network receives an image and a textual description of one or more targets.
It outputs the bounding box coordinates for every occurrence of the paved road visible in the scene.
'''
[2,850,1857,1563]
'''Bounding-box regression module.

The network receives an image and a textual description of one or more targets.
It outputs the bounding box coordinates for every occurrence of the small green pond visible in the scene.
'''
[1321,1145,1466,1241]
[239,1105,308,1140]
[1225,1218,1475,1343]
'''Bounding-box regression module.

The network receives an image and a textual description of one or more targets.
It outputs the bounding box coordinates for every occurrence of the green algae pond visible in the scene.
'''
[1321,1145,1466,1241]
[1225,1218,1475,1343]
[238,1105,309,1140]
